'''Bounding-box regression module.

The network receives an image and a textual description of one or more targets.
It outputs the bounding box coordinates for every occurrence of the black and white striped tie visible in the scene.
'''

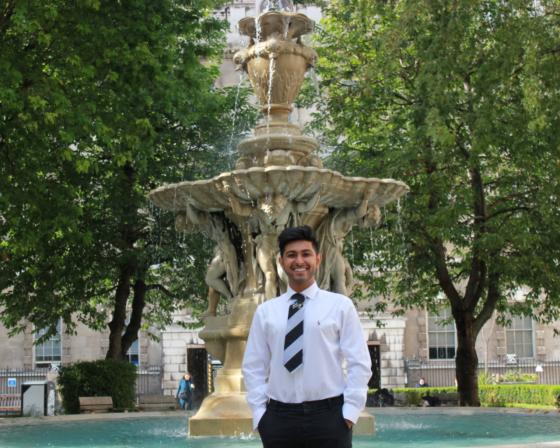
[283,293,305,372]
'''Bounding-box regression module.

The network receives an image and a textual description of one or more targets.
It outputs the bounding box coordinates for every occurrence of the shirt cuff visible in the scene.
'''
[342,402,361,424]
[252,406,266,430]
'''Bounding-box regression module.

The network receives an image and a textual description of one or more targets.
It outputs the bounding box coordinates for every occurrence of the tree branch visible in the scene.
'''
[487,187,539,212]
[0,0,15,36]
[429,236,463,307]
[464,163,487,311]
[474,269,500,336]
[145,283,175,298]
[486,205,532,221]
[423,157,462,307]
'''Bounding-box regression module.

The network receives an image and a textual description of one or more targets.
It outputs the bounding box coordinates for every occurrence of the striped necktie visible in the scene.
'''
[283,293,305,372]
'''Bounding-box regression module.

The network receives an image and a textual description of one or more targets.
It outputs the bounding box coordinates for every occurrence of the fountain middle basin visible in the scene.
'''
[149,166,408,212]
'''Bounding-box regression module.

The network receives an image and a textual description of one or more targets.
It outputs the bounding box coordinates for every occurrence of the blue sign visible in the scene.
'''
[7,378,16,388]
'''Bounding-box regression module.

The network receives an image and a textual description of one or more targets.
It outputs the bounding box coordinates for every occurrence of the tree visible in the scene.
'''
[314,0,560,405]
[0,0,256,359]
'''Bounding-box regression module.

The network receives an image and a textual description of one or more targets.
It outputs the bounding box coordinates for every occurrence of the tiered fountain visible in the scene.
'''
[149,5,408,437]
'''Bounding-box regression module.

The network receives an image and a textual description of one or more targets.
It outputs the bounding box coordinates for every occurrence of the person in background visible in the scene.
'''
[416,377,428,388]
[176,372,194,410]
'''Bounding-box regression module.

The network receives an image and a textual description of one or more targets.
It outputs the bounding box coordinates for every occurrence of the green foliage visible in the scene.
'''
[389,387,457,406]
[479,384,560,408]
[497,371,538,384]
[478,370,538,385]
[315,0,560,319]
[0,0,257,355]
[478,371,496,386]
[315,0,560,403]
[58,360,137,413]
[377,385,560,408]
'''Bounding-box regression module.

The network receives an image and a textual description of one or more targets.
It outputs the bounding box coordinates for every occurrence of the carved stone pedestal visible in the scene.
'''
[189,296,257,436]
[189,393,253,436]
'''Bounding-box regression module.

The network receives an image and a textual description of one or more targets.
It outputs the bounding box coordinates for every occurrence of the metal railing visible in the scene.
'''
[135,365,163,397]
[405,358,560,387]
[0,368,49,416]
[0,365,163,416]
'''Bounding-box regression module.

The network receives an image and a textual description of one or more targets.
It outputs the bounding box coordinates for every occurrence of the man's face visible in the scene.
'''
[279,240,321,291]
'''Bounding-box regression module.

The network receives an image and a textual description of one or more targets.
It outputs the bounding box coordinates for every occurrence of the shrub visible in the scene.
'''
[369,384,560,409]
[385,387,457,406]
[478,372,497,385]
[479,384,560,408]
[58,359,137,414]
[496,371,538,384]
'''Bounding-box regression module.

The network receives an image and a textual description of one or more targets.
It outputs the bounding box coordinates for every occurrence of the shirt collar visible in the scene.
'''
[286,282,319,301]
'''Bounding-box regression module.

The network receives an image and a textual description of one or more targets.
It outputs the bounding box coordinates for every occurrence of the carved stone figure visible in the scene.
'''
[183,205,240,306]
[316,193,375,295]
[206,250,232,300]
[228,192,320,299]
[202,287,221,318]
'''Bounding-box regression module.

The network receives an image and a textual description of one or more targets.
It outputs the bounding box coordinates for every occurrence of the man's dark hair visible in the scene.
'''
[278,226,319,256]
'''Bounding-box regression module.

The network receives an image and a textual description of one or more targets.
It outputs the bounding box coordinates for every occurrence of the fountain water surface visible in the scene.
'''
[149,6,408,437]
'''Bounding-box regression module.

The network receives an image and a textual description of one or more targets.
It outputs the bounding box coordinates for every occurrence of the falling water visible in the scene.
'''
[265,55,276,165]
[282,15,290,39]
[350,229,355,264]
[395,198,407,258]
[369,227,376,261]
[308,67,320,97]
[227,72,246,169]
[266,56,276,131]
[255,14,262,45]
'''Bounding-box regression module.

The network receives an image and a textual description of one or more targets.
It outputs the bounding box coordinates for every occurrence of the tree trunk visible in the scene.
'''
[106,264,134,360]
[120,276,147,359]
[106,160,139,360]
[454,310,480,406]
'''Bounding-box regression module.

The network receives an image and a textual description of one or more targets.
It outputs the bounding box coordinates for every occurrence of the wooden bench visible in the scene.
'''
[79,396,113,413]
[137,394,177,411]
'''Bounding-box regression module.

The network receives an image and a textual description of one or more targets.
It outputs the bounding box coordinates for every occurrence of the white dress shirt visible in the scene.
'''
[242,282,372,429]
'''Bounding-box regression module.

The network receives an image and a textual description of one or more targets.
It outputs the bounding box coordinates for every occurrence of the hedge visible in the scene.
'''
[58,359,137,414]
[479,384,560,408]
[390,387,457,406]
[370,385,560,408]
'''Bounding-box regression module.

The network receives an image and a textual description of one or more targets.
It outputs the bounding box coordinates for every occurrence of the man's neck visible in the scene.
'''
[289,279,315,293]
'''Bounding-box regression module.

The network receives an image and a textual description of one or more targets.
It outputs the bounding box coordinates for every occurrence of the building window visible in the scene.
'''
[126,338,139,366]
[35,320,62,368]
[506,315,534,359]
[428,308,456,359]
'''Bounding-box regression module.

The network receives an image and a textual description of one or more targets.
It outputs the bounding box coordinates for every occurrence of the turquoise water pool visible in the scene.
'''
[0,410,559,447]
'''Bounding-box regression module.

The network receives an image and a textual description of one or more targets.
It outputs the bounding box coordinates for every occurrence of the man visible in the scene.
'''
[242,226,371,447]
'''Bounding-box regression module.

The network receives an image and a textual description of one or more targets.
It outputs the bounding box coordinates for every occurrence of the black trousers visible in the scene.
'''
[257,395,352,448]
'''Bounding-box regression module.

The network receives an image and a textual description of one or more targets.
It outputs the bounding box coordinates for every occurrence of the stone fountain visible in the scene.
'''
[149,6,408,437]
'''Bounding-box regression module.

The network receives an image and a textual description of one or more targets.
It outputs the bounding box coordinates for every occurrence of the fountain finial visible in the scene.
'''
[256,0,295,14]
[233,9,318,168]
